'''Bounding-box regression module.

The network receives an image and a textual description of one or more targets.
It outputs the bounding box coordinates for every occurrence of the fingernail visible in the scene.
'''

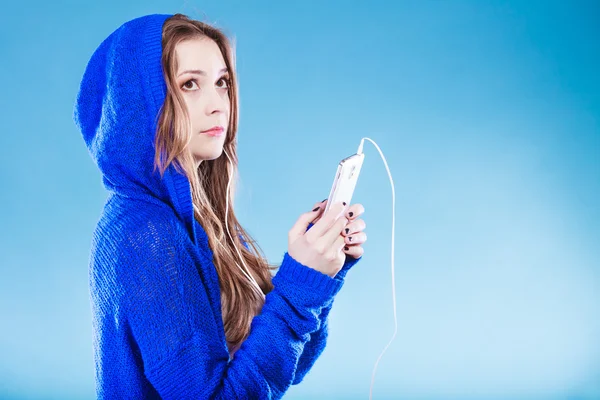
[342,202,347,206]
[322,198,327,203]
[344,246,349,251]
[345,228,349,234]
[312,207,320,212]
[348,212,354,217]
[348,236,353,242]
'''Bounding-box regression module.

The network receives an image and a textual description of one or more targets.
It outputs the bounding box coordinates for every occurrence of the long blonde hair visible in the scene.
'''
[153,13,277,350]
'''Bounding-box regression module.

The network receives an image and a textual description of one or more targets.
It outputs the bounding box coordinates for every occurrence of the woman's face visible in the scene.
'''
[174,38,230,167]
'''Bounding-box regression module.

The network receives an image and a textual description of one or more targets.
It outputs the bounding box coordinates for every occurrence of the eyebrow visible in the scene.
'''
[177,67,229,77]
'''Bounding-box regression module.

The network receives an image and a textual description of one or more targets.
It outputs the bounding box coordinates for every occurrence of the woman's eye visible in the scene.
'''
[182,77,229,92]
[182,79,199,91]
[217,77,230,88]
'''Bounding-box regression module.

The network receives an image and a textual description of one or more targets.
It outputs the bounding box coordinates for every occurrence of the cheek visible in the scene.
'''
[184,99,204,128]
[222,92,231,110]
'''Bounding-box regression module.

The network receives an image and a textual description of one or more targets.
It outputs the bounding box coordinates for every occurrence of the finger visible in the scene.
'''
[344,203,364,221]
[343,244,364,259]
[311,199,328,225]
[323,213,349,248]
[311,215,323,226]
[312,198,328,209]
[291,202,329,239]
[333,233,347,253]
[309,200,327,223]
[342,218,366,236]
[344,231,367,245]
[306,201,347,240]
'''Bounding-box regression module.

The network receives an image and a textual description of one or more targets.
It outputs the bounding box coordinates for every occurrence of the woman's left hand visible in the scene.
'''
[311,199,366,259]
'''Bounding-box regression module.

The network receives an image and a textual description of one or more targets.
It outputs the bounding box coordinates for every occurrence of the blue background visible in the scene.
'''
[1,0,598,399]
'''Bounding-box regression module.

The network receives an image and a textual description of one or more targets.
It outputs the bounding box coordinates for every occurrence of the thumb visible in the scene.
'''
[289,204,322,239]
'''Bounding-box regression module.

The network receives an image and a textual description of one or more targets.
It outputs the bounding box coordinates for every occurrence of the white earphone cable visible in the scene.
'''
[357,138,397,400]
[223,149,265,299]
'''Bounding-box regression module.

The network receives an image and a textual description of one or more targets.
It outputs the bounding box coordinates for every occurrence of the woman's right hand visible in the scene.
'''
[287,200,349,278]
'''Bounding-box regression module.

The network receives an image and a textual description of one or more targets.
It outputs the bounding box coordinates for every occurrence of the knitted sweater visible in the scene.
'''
[73,14,361,399]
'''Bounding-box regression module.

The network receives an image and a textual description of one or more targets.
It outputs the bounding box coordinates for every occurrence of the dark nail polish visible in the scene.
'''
[322,198,327,203]
[348,236,353,242]
[312,207,320,212]
[345,228,349,234]
[344,246,349,251]
[343,202,347,206]
[348,212,354,217]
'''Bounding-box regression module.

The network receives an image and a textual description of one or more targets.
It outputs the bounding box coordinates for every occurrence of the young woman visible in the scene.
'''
[74,13,367,399]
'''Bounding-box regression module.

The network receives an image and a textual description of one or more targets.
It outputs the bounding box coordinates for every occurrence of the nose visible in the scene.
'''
[204,86,228,116]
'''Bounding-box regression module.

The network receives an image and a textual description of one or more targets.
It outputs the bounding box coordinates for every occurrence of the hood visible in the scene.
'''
[73,14,205,246]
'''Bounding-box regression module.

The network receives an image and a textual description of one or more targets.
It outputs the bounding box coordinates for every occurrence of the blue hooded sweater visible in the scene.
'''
[73,13,361,399]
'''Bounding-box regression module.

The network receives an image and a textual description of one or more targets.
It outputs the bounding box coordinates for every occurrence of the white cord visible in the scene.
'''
[223,149,264,299]
[357,138,397,400]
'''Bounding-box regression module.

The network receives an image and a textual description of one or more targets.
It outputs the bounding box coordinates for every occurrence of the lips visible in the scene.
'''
[201,126,225,136]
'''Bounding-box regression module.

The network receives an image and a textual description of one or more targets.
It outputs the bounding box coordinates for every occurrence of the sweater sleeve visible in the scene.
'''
[289,223,363,385]
[120,218,343,400]
[234,223,362,386]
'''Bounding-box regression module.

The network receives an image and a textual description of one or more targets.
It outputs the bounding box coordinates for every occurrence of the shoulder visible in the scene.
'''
[91,197,190,274]
[96,197,183,243]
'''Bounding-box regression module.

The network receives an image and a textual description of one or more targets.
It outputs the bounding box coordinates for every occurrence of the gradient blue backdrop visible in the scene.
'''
[0,1,598,399]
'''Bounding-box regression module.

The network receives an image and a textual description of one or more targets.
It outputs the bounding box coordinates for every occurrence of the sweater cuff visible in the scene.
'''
[274,252,344,300]
[334,254,362,281]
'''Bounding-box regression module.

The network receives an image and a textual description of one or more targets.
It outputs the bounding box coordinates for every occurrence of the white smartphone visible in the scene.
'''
[324,152,365,214]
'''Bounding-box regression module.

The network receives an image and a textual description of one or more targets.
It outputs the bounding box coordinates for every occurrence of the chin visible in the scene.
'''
[196,148,224,162]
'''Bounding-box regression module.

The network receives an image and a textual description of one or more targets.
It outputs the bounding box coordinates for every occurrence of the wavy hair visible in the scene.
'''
[153,13,277,353]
